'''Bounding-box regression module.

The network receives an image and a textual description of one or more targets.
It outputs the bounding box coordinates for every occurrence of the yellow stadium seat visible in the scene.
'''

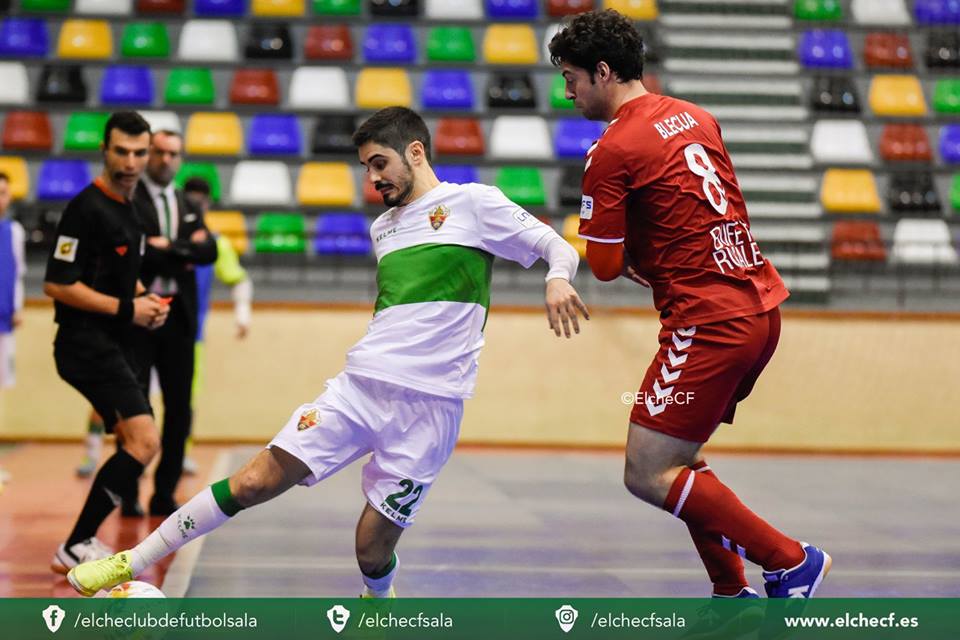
[184,113,243,155]
[869,75,928,117]
[483,25,538,65]
[820,169,881,213]
[205,210,249,255]
[0,156,29,200]
[355,68,412,109]
[297,162,355,207]
[57,19,113,59]
[562,214,587,258]
[251,0,304,16]
[603,0,659,20]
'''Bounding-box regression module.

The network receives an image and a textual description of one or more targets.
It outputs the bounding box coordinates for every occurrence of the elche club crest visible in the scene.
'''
[297,408,320,431]
[428,204,450,230]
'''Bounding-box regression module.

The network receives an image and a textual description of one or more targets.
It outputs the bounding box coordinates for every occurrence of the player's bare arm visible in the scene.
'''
[545,277,589,338]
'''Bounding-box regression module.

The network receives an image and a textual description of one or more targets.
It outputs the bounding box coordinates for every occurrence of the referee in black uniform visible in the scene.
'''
[45,111,170,573]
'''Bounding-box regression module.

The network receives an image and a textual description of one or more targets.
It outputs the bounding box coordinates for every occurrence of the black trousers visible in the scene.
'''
[134,297,195,503]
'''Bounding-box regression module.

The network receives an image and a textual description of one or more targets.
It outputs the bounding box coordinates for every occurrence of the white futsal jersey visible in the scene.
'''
[344,181,554,399]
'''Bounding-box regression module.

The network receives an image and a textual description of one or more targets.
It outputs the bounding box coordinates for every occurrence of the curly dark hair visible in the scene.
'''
[548,9,645,82]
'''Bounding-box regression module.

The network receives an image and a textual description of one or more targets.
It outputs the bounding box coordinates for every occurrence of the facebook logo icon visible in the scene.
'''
[42,604,66,633]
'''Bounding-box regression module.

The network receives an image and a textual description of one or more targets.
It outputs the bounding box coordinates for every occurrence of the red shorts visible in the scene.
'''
[629,307,781,443]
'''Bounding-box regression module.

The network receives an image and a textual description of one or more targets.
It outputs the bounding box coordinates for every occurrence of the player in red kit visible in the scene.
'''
[549,10,831,601]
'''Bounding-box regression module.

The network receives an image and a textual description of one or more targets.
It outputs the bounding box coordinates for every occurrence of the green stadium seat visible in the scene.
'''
[495,167,546,207]
[254,212,306,254]
[21,0,71,10]
[426,26,475,63]
[933,79,960,114]
[950,174,960,213]
[175,162,221,201]
[121,22,170,58]
[312,0,359,14]
[165,67,215,105]
[550,74,575,110]
[63,111,109,151]
[794,0,842,21]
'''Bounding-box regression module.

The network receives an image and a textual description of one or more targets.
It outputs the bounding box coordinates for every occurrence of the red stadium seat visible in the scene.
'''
[229,69,279,105]
[2,111,53,151]
[136,0,184,13]
[434,118,485,156]
[879,124,932,162]
[546,0,594,17]
[863,32,913,70]
[831,221,886,261]
[304,25,353,61]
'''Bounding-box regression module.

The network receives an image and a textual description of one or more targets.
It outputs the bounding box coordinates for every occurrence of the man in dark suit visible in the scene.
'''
[132,128,217,515]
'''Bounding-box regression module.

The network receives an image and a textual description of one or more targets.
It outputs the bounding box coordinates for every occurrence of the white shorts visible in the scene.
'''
[0,332,14,389]
[268,371,463,527]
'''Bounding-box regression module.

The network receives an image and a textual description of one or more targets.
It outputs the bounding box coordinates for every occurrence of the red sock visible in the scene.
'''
[687,461,749,596]
[664,466,804,572]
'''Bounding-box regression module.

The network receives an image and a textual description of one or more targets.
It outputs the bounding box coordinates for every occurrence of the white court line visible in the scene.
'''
[160,450,232,597]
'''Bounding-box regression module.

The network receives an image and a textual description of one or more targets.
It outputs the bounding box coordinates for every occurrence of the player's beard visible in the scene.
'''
[377,165,415,207]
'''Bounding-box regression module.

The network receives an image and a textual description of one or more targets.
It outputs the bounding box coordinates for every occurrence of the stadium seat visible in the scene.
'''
[851,0,910,24]
[434,118,484,156]
[36,64,86,103]
[178,20,238,61]
[425,27,475,63]
[603,0,657,20]
[891,219,958,265]
[820,169,881,213]
[489,116,551,159]
[933,79,960,113]
[495,167,546,207]
[313,0,359,14]
[421,71,474,110]
[487,73,536,109]
[121,22,170,58]
[914,0,960,25]
[140,110,180,133]
[810,75,860,112]
[434,165,478,185]
[254,212,306,254]
[0,157,29,199]
[941,125,960,163]
[364,25,416,64]
[562,214,586,258]
[554,119,604,158]
[425,0,481,18]
[194,0,246,16]
[879,124,933,162]
[297,162,354,206]
[289,68,349,109]
[831,221,886,261]
[794,0,841,21]
[810,120,873,164]
[0,18,49,58]
[204,210,247,254]
[483,25,538,65]
[311,115,355,154]
[869,75,928,116]
[559,165,583,206]
[38,159,91,200]
[252,0,304,16]
[245,23,293,59]
[486,0,537,18]
[75,0,132,13]
[314,213,371,256]
[136,0,184,13]
[248,114,302,156]
[0,63,29,105]
[176,162,222,201]
[100,65,154,105]
[58,20,113,59]
[165,68,215,105]
[369,0,417,16]
[21,0,70,9]
[542,23,561,63]
[230,161,291,205]
[888,172,941,214]
[304,25,353,61]
[926,30,960,68]
[230,69,279,105]
[2,111,52,151]
[798,29,853,69]
[550,75,575,110]
[951,173,960,212]
[863,32,913,69]
[355,68,411,109]
[185,113,243,155]
[547,0,595,17]
[63,111,109,150]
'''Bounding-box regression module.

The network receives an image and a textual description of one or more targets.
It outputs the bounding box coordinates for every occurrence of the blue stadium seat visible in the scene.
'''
[434,165,478,185]
[248,114,301,155]
[100,65,154,105]
[363,24,416,64]
[486,0,537,18]
[554,118,604,158]
[941,125,960,164]
[195,0,247,15]
[38,159,91,200]
[915,0,960,25]
[798,29,853,68]
[314,212,371,256]
[421,70,474,110]
[0,18,49,58]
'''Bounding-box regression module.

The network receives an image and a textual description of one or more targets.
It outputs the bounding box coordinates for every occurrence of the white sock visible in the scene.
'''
[361,553,399,598]
[130,487,231,575]
[85,431,102,461]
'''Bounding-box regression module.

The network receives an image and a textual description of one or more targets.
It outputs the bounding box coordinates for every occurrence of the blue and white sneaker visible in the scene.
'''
[763,542,831,598]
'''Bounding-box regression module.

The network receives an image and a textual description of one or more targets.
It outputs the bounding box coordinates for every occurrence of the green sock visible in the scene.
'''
[211,478,245,517]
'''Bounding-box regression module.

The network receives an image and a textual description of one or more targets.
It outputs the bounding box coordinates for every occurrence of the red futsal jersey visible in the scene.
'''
[578,93,789,328]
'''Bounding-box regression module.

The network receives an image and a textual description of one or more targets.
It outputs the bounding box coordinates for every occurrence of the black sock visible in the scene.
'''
[66,448,144,549]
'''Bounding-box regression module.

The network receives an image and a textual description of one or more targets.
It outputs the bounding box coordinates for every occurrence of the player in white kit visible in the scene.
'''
[67,107,589,598]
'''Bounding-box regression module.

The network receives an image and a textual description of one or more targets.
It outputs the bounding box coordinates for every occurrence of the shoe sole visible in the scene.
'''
[65,569,97,597]
[807,550,832,598]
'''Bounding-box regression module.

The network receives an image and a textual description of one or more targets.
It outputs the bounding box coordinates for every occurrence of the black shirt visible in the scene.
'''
[45,178,145,330]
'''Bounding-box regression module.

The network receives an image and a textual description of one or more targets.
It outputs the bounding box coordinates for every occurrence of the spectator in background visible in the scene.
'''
[0,171,25,493]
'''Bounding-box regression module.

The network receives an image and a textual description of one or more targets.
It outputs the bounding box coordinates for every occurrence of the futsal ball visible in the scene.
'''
[107,581,166,598]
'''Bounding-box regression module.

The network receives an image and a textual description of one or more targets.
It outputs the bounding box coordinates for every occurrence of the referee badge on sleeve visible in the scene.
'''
[54,235,79,262]
[580,195,594,220]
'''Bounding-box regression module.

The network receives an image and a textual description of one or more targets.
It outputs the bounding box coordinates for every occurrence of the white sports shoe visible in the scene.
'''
[51,537,114,575]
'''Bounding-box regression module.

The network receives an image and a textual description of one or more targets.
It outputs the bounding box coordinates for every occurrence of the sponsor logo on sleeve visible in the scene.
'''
[580,195,594,220]
[512,210,540,229]
[54,236,78,263]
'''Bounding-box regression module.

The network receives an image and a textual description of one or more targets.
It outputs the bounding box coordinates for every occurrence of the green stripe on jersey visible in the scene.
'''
[375,243,494,313]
